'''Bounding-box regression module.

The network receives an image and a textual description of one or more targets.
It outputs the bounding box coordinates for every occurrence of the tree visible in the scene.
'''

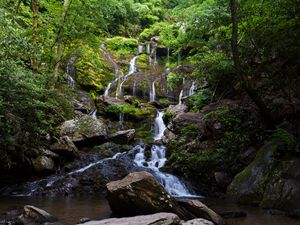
[230,0,274,127]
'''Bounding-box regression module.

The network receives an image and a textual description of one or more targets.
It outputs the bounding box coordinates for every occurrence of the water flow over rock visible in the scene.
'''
[134,111,198,198]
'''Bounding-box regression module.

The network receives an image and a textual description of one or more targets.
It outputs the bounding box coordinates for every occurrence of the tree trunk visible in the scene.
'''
[230,0,274,127]
[54,0,72,78]
[32,0,39,72]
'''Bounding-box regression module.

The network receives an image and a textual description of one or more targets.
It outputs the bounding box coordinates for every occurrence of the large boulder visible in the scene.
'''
[60,115,108,147]
[106,172,226,224]
[78,213,181,225]
[32,156,55,173]
[50,136,79,158]
[107,129,135,144]
[227,139,300,217]
[18,205,57,224]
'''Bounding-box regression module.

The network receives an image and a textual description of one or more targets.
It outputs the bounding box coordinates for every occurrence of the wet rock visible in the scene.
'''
[214,172,232,189]
[239,147,257,165]
[32,156,55,173]
[177,200,227,225]
[168,104,188,115]
[50,136,79,158]
[108,129,135,144]
[78,212,180,225]
[106,172,225,224]
[60,115,108,147]
[22,205,57,223]
[227,139,300,216]
[182,218,214,225]
[106,171,185,218]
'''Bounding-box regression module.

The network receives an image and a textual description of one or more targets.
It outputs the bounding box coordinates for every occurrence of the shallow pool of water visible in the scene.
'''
[203,198,300,225]
[0,196,111,224]
[0,196,299,225]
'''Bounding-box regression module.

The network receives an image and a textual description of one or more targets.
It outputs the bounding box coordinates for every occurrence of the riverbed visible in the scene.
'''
[0,196,299,225]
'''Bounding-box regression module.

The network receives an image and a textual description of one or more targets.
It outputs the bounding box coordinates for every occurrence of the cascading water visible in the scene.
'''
[178,90,184,105]
[132,80,137,96]
[189,81,195,96]
[119,56,138,96]
[138,45,144,54]
[66,57,77,89]
[119,113,124,129]
[104,82,112,97]
[149,81,156,102]
[134,111,198,197]
[153,110,166,140]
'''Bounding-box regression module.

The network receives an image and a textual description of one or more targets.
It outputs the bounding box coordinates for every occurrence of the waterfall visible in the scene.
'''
[138,45,144,54]
[189,81,195,96]
[67,75,75,90]
[178,90,184,105]
[147,43,152,64]
[104,82,112,97]
[132,80,137,96]
[149,81,156,102]
[154,110,166,140]
[119,113,124,129]
[133,144,197,197]
[119,56,138,96]
[66,57,77,89]
[177,52,181,65]
[89,109,97,118]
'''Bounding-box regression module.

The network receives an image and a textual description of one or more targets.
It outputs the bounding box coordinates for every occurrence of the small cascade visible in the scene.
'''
[138,45,144,54]
[146,43,152,64]
[104,82,112,97]
[189,81,195,96]
[132,80,137,96]
[89,109,97,118]
[178,90,184,105]
[134,144,197,197]
[119,56,138,96]
[154,110,166,140]
[66,57,77,89]
[149,81,156,102]
[177,52,181,65]
[119,113,124,129]
[67,75,75,90]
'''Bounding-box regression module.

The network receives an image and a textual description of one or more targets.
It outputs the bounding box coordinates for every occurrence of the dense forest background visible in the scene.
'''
[0,0,299,187]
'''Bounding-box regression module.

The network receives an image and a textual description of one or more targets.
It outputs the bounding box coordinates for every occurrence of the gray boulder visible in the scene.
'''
[60,115,107,147]
[50,136,79,158]
[106,172,226,224]
[32,156,55,172]
[227,139,300,217]
[182,219,214,225]
[107,129,135,144]
[78,213,181,225]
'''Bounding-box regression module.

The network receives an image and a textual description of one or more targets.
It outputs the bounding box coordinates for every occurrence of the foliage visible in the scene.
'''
[105,36,138,55]
[0,60,73,172]
[181,124,199,140]
[186,88,212,112]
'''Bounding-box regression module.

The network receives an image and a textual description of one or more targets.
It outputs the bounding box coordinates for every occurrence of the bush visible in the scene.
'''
[0,60,73,172]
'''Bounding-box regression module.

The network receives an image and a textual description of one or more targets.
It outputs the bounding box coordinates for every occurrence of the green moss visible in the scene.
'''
[105,36,138,55]
[136,54,148,68]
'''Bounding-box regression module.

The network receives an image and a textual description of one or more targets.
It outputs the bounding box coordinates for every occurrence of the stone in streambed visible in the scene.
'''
[77,213,180,225]
[59,115,108,147]
[21,205,57,223]
[50,136,79,158]
[32,156,55,172]
[182,218,214,225]
[107,129,135,144]
[106,172,226,224]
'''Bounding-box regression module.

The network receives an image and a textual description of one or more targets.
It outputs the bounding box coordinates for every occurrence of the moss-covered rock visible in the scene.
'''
[227,138,300,216]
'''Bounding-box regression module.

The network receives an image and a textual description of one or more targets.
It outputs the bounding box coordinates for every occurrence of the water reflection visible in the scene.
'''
[0,196,111,224]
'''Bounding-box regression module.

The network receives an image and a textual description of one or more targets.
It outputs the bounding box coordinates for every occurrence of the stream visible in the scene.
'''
[1,111,299,224]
